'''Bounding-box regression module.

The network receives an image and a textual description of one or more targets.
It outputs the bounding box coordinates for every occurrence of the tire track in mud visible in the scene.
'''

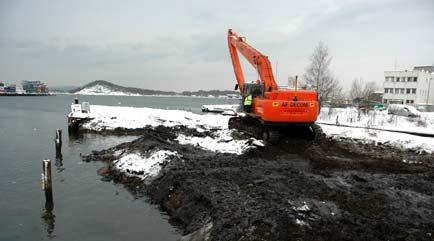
[83,125,434,241]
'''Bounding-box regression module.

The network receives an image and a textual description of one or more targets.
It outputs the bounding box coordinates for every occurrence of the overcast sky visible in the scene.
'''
[1,0,433,91]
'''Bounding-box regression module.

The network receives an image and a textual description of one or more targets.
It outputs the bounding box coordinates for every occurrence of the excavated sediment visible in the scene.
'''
[83,125,434,241]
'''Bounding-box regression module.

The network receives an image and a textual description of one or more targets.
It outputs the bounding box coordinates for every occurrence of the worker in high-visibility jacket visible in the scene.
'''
[243,95,252,112]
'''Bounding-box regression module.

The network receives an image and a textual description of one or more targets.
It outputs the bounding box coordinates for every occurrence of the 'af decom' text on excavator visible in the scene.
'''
[227,29,322,144]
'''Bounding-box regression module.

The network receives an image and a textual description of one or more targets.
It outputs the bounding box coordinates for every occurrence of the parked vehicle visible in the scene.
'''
[415,104,434,112]
[373,104,386,111]
[387,104,421,117]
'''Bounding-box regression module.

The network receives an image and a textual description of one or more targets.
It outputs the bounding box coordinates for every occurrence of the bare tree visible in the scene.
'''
[362,81,377,100]
[304,41,341,106]
[349,78,364,100]
[349,78,378,100]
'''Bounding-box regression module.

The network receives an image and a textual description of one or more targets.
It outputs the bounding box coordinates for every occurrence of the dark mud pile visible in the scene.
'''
[83,126,434,241]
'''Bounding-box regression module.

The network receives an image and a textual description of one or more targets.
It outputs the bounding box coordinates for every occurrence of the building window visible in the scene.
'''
[412,88,416,94]
[400,88,405,94]
[395,88,400,93]
[396,77,400,82]
[384,88,388,93]
[406,88,411,94]
[414,77,418,82]
[385,76,394,82]
[407,77,411,82]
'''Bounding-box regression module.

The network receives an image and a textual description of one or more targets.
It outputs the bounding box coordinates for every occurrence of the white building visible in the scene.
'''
[382,66,434,105]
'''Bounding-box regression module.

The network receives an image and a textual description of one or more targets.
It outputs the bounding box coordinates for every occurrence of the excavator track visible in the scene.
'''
[229,115,263,138]
[309,123,325,143]
[229,115,323,145]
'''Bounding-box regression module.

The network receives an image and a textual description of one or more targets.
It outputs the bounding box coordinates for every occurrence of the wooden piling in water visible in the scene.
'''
[55,129,62,159]
[41,159,54,208]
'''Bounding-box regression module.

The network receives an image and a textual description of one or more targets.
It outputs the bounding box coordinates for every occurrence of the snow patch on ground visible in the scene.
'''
[320,124,434,153]
[202,104,239,112]
[294,202,310,212]
[77,105,231,131]
[295,219,309,226]
[176,130,263,154]
[319,107,434,135]
[114,150,179,179]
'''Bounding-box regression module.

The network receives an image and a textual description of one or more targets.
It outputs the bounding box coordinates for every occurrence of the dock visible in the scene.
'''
[0,93,54,96]
[67,99,93,133]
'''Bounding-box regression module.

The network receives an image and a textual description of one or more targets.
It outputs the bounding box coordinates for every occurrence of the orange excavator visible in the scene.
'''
[227,29,321,144]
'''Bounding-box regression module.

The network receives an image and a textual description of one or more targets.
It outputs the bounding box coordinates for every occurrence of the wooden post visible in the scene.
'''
[41,157,55,237]
[42,159,54,209]
[55,129,62,159]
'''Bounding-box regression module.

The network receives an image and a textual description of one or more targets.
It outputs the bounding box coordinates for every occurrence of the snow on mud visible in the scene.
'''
[73,105,264,178]
[74,104,434,180]
[113,150,180,180]
[320,124,434,153]
[71,105,434,154]
[177,130,264,155]
[81,105,434,240]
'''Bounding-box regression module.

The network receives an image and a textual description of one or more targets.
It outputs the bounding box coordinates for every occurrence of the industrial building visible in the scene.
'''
[382,66,434,105]
[22,80,48,94]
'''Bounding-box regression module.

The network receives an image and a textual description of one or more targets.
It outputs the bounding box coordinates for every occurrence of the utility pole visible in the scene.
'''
[427,77,431,105]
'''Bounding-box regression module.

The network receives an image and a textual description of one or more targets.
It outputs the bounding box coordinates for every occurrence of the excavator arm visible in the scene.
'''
[227,29,279,94]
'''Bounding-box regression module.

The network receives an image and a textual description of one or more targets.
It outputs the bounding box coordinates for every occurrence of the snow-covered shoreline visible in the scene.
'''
[70,105,434,153]
[70,105,262,154]
[72,104,434,180]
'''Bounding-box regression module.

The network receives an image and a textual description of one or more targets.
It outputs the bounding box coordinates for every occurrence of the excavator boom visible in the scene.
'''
[228,29,278,93]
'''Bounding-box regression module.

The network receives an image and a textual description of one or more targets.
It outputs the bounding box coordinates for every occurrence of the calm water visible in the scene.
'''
[0,95,238,241]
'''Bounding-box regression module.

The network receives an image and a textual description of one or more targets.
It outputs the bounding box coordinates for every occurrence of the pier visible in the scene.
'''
[67,98,93,133]
[0,93,54,96]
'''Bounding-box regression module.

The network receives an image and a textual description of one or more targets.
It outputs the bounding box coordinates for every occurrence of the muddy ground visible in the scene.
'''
[83,125,434,241]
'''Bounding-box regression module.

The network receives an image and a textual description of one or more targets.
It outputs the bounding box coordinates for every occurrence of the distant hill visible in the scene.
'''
[70,80,239,97]
[71,80,177,96]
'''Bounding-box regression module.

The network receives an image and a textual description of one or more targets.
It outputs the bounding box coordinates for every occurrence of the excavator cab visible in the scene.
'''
[242,83,264,98]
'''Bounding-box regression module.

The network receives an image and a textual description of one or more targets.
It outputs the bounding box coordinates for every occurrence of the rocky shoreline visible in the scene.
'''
[83,125,434,241]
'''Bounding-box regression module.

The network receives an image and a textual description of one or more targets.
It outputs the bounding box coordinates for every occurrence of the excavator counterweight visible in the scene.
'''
[227,29,321,144]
